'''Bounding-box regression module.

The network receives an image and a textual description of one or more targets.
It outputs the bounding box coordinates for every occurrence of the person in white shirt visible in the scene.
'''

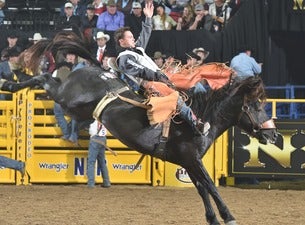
[87,120,111,188]
[152,4,177,30]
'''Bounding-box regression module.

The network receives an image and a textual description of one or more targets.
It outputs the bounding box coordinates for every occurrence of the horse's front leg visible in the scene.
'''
[186,160,237,225]
[188,172,220,225]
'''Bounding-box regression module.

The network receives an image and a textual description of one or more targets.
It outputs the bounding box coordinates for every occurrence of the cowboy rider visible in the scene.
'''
[114,1,210,136]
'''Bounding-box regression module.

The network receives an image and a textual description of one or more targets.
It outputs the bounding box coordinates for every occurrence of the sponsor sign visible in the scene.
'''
[229,120,305,178]
[27,151,151,184]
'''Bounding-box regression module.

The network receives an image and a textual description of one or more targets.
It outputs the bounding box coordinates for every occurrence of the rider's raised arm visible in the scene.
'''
[135,1,154,49]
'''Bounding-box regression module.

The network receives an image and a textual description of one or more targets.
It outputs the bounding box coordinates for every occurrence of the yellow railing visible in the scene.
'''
[267,99,305,119]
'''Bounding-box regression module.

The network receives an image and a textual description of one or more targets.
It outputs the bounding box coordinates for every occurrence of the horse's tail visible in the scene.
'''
[49,40,101,67]
[26,40,51,74]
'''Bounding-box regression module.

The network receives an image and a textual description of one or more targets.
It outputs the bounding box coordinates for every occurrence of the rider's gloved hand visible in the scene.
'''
[156,71,169,82]
[156,71,176,89]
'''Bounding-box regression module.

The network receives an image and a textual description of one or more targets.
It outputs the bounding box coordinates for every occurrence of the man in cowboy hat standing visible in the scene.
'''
[94,31,110,63]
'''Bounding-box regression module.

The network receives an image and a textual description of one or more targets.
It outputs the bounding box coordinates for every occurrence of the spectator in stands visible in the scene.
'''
[117,0,133,16]
[152,4,177,30]
[60,0,87,17]
[190,0,208,11]
[176,4,195,30]
[209,0,231,32]
[92,0,106,15]
[189,3,213,30]
[166,0,187,23]
[230,46,262,79]
[101,52,116,72]
[71,0,87,17]
[0,47,21,100]
[0,156,25,178]
[0,47,21,82]
[94,31,110,63]
[87,120,111,188]
[124,2,145,39]
[153,51,165,69]
[193,47,209,64]
[28,33,47,45]
[56,2,81,35]
[1,31,22,62]
[0,0,5,25]
[96,0,125,31]
[185,51,208,93]
[185,51,201,68]
[191,47,210,92]
[81,4,99,45]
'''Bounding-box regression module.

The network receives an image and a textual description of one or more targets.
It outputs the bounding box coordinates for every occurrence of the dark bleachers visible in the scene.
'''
[5,0,62,10]
[2,8,60,32]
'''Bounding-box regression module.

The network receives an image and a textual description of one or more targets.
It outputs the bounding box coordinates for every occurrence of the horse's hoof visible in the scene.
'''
[226,220,237,225]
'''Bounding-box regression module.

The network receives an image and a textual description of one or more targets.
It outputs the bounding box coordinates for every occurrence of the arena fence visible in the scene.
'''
[0,91,18,183]
[0,89,227,186]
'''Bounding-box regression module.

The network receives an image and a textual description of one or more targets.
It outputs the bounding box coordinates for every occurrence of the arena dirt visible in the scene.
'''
[0,183,304,225]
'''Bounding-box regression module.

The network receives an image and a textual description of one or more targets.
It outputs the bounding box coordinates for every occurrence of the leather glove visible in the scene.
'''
[156,71,169,81]
[156,71,176,89]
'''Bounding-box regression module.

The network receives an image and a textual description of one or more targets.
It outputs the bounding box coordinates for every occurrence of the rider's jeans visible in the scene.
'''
[0,156,23,171]
[87,135,111,187]
[178,98,197,128]
[53,102,78,142]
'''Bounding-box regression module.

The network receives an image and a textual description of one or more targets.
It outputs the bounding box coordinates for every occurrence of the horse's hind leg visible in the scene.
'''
[186,161,237,225]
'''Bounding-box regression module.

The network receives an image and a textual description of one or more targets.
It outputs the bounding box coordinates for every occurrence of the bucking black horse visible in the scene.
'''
[28,64,278,225]
[19,34,278,225]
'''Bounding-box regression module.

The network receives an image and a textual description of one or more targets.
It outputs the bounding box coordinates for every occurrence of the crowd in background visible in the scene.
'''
[0,0,246,85]
[0,0,260,187]
[0,0,243,64]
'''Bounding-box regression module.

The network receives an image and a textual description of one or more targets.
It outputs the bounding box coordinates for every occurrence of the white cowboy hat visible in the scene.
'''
[64,2,73,8]
[96,31,110,42]
[29,33,47,41]
[192,47,210,60]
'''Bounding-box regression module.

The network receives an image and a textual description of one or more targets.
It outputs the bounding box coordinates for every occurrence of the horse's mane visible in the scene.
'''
[191,76,266,118]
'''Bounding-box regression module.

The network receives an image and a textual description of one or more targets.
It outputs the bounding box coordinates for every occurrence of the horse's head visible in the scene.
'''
[236,100,278,144]
[190,77,278,145]
[234,77,278,144]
